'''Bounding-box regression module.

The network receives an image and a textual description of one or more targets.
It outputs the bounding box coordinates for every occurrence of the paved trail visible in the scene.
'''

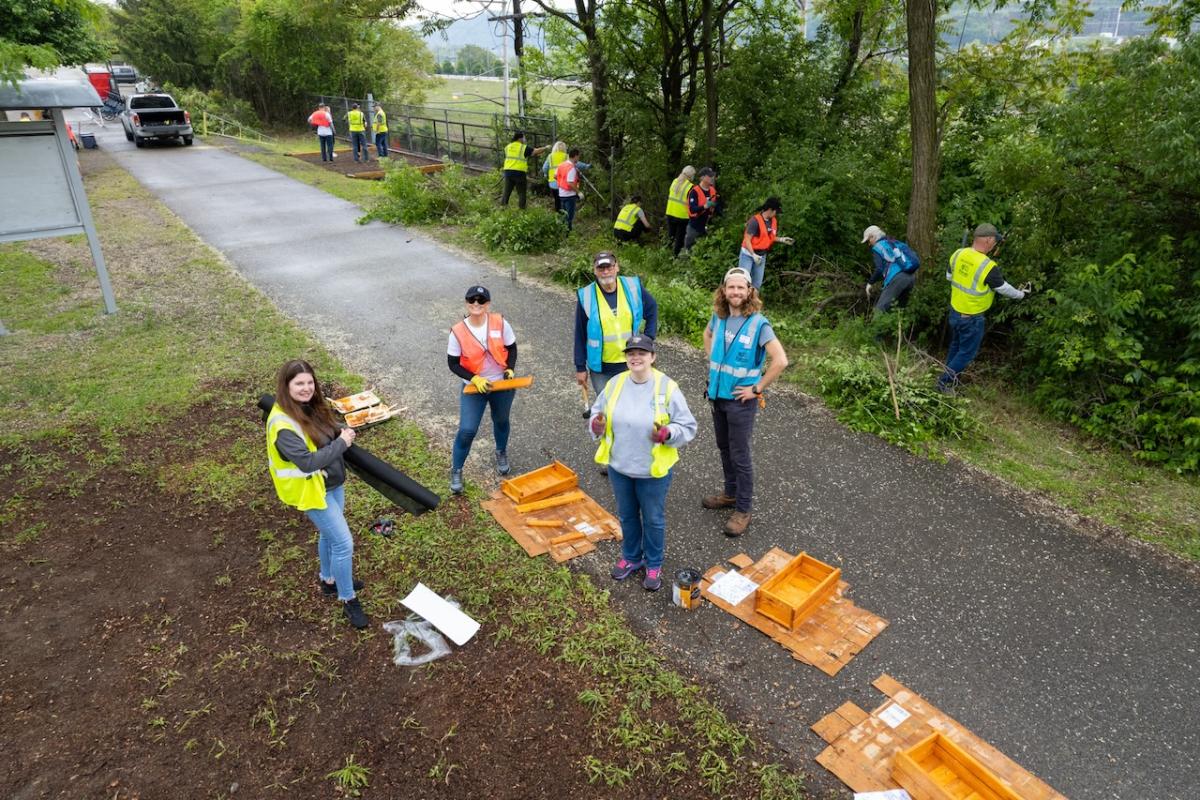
[93,126,1199,799]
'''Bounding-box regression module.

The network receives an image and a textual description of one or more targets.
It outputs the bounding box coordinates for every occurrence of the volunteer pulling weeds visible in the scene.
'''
[266,359,368,629]
[589,336,697,591]
[447,285,519,494]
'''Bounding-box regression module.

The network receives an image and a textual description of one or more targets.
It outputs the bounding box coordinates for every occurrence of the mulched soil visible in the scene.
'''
[0,399,726,799]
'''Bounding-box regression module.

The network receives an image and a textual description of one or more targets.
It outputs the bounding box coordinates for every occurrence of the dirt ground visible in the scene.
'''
[287,146,461,178]
[0,398,737,799]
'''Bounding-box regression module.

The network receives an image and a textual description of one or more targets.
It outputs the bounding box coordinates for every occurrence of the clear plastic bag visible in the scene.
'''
[383,606,457,667]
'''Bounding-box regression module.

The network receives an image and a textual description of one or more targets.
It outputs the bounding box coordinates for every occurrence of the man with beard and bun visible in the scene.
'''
[701,267,789,538]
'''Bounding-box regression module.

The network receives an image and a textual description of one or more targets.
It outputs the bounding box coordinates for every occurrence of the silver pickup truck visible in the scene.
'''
[121,93,194,147]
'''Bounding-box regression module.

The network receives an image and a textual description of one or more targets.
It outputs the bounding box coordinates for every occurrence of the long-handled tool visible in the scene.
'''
[580,381,591,418]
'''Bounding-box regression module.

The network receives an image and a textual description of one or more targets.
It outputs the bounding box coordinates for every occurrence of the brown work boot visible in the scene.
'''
[723,511,752,538]
[702,493,736,510]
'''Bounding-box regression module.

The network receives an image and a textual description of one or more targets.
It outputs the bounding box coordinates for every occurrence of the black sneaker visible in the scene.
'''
[495,450,511,475]
[343,598,369,629]
[320,578,365,597]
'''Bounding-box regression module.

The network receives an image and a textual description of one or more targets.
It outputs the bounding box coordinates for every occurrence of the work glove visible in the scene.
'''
[650,424,670,444]
[503,369,515,380]
[753,254,763,266]
[470,375,491,393]
[589,413,606,437]
[865,283,873,298]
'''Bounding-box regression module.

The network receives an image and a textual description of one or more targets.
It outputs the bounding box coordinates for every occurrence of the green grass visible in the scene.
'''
[1,148,810,797]
[425,76,585,115]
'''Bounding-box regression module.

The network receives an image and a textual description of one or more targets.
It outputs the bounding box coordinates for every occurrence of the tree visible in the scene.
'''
[112,0,235,90]
[457,44,500,76]
[0,0,110,86]
[904,0,938,261]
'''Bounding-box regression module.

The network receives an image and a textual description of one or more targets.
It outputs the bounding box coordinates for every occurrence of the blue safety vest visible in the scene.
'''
[578,276,645,373]
[872,239,912,287]
[707,313,766,400]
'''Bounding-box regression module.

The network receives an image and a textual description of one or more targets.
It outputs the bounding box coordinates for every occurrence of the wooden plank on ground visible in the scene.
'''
[482,489,621,562]
[813,675,1070,799]
[699,547,888,676]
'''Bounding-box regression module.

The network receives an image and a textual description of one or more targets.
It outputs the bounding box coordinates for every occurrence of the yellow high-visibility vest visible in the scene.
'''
[614,203,641,232]
[594,370,680,478]
[347,109,366,132]
[503,140,527,172]
[265,404,328,511]
[373,108,387,133]
[546,150,567,186]
[947,247,997,315]
[665,176,692,219]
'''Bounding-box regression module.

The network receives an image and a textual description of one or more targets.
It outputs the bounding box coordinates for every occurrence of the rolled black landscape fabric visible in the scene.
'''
[258,394,440,515]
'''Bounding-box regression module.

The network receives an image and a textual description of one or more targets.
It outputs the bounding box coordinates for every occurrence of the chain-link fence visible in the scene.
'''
[310,94,557,170]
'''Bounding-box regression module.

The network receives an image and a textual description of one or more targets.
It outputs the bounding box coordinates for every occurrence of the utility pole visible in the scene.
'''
[489,9,541,121]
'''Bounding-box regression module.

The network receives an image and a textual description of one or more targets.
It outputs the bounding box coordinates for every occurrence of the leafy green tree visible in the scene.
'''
[0,0,110,86]
[456,44,500,76]
[112,0,236,90]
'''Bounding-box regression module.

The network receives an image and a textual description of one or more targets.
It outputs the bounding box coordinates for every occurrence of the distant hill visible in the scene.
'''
[422,13,551,62]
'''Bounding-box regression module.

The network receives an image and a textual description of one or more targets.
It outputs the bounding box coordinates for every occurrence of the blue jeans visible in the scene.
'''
[351,131,368,161]
[452,388,516,470]
[375,132,389,157]
[589,368,623,395]
[610,468,673,570]
[939,309,986,389]
[318,134,334,161]
[560,195,578,231]
[304,484,356,601]
[739,249,766,289]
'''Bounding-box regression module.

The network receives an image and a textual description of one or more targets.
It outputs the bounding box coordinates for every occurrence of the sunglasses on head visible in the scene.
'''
[466,296,488,304]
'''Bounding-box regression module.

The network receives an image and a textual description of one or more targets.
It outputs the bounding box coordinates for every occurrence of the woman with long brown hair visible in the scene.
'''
[266,359,368,629]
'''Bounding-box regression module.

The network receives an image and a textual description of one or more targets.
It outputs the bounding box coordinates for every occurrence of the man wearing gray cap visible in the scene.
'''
[938,223,1031,393]
[683,167,718,251]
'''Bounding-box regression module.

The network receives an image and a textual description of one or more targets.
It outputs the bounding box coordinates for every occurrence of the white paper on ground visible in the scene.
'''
[400,583,480,646]
[707,570,759,605]
[878,702,911,729]
[853,791,911,800]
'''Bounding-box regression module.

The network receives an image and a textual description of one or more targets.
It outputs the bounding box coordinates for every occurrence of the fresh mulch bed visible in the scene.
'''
[0,399,722,799]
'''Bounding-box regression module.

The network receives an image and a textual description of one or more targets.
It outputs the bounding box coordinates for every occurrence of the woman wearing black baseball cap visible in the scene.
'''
[446,285,519,494]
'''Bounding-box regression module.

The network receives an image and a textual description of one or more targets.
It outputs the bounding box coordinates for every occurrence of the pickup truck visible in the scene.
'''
[121,93,193,147]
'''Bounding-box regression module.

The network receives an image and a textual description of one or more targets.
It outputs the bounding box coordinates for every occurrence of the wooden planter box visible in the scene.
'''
[500,461,578,504]
[892,732,1024,800]
[753,552,840,630]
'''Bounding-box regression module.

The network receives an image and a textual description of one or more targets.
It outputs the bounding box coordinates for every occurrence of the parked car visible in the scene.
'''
[120,93,193,147]
[111,64,139,84]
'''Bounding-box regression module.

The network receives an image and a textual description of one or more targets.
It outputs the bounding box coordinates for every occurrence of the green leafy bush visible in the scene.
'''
[475,208,567,254]
[810,348,976,457]
[365,164,493,225]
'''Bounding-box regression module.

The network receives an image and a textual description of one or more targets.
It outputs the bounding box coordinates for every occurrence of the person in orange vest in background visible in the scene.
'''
[683,167,718,251]
[556,148,582,232]
[446,285,519,494]
[308,104,335,162]
[738,197,793,290]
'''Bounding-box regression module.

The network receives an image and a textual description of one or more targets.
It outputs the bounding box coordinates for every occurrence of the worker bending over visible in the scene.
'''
[613,196,653,244]
[862,225,920,313]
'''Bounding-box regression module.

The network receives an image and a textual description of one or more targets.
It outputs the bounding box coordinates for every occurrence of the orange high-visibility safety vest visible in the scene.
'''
[452,314,508,375]
[689,184,717,218]
[308,110,332,127]
[746,213,777,253]
[555,160,576,191]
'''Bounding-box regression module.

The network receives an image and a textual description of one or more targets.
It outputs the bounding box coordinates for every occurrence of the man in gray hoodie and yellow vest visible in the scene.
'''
[938,223,1031,394]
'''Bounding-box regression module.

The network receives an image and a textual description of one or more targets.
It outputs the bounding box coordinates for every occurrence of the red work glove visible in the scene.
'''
[650,424,670,444]
[590,413,606,437]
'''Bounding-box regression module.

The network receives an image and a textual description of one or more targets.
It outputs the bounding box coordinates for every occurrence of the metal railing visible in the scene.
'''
[309,94,557,171]
[198,111,275,143]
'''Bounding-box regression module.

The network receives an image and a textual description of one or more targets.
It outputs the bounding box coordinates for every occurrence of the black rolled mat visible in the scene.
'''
[258,394,439,515]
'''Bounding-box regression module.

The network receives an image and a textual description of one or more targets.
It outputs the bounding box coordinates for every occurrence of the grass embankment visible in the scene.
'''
[0,150,807,797]
[212,140,1200,563]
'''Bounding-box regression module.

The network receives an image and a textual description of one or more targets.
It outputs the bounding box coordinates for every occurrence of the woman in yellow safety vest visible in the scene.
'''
[542,141,567,212]
[266,359,368,629]
[588,335,697,591]
[665,165,695,255]
[447,285,519,495]
[613,195,654,244]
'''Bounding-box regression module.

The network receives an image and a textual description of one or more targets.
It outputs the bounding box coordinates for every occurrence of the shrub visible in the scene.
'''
[365,163,493,225]
[475,208,567,254]
[810,347,976,457]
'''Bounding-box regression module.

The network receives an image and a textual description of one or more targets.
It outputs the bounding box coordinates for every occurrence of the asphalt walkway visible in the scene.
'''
[91,125,1200,799]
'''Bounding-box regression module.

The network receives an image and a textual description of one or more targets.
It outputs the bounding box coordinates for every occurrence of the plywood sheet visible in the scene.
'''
[813,674,1069,799]
[699,548,888,676]
[482,489,621,562]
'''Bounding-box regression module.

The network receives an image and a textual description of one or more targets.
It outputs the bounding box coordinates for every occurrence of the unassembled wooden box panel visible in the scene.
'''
[500,461,578,504]
[892,732,1024,800]
[755,552,841,630]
